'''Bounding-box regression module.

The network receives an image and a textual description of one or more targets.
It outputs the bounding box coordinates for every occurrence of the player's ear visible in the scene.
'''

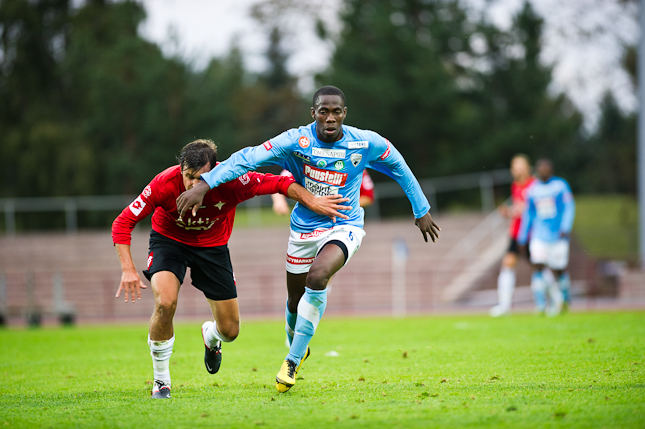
[311,107,315,119]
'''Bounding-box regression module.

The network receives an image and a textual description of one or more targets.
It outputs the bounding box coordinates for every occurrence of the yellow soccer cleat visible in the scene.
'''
[275,347,311,393]
[276,359,297,392]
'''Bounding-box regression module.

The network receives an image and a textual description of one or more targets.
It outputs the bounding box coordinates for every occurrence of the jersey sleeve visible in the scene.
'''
[365,133,430,218]
[516,193,535,245]
[200,131,294,189]
[231,171,296,202]
[559,180,575,234]
[111,180,159,245]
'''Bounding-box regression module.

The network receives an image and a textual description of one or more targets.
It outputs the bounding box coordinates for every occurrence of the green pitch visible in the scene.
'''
[1,312,644,428]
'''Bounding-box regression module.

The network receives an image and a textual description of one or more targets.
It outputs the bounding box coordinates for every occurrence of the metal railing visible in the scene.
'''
[0,169,512,235]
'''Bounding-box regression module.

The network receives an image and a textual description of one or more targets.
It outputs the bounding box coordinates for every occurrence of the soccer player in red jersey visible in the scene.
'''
[490,154,535,317]
[112,140,350,398]
[271,169,375,215]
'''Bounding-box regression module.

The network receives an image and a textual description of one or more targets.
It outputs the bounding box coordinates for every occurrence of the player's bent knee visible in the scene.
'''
[305,270,329,290]
[219,321,240,342]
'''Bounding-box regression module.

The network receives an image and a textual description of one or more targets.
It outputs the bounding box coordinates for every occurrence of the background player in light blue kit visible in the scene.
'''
[517,158,575,315]
[177,86,440,392]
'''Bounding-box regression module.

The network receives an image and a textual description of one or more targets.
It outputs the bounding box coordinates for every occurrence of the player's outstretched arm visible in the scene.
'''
[114,244,147,303]
[176,180,210,219]
[414,212,441,243]
[286,183,352,223]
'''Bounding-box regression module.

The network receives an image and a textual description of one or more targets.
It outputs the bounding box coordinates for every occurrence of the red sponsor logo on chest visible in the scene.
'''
[303,164,347,186]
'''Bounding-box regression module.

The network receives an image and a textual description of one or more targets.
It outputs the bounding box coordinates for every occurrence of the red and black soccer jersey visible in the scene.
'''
[509,176,535,239]
[112,164,295,247]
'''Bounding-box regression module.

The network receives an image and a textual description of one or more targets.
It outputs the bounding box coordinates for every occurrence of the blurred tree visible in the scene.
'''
[474,2,583,177]
[578,94,636,194]
[320,0,583,182]
[62,0,188,195]
[0,0,73,197]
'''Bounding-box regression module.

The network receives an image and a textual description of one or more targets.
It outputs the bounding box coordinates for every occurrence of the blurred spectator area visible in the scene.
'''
[1,172,643,325]
[1,211,643,326]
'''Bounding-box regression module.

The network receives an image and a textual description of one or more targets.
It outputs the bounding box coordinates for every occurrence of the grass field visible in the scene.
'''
[572,195,638,261]
[1,312,644,428]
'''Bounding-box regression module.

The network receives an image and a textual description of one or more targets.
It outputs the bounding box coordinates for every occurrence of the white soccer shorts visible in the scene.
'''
[285,225,366,274]
[529,238,570,270]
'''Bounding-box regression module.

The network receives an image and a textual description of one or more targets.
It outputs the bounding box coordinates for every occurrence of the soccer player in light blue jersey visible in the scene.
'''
[517,158,575,315]
[177,86,440,392]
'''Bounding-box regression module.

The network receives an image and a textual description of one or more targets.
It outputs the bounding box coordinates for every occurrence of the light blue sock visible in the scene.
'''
[285,301,297,346]
[559,272,571,304]
[287,287,327,365]
[531,271,547,311]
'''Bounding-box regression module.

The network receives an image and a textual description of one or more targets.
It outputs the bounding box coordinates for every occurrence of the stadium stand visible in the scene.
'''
[0,214,640,325]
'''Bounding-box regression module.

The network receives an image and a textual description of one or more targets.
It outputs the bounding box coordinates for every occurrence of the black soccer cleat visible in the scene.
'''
[202,321,222,374]
[151,380,171,399]
[204,340,222,374]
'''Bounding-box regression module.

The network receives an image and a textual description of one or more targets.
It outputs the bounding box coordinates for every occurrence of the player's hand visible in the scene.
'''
[176,180,210,219]
[272,194,291,216]
[415,212,440,243]
[115,269,147,303]
[307,193,352,223]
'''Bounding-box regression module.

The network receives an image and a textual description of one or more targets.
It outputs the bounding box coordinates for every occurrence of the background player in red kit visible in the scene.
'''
[271,169,375,215]
[489,154,535,317]
[112,140,351,398]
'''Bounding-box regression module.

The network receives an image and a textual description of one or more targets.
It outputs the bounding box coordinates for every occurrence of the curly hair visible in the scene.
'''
[176,139,218,171]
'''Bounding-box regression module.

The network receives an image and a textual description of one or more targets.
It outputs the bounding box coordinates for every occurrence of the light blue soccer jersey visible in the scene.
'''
[200,122,430,233]
[517,176,575,244]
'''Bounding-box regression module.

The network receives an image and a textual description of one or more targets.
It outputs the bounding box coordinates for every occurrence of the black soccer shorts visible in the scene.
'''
[142,231,237,301]
[508,238,530,259]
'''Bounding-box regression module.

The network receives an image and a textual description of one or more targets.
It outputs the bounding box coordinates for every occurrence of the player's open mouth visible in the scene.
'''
[324,127,336,134]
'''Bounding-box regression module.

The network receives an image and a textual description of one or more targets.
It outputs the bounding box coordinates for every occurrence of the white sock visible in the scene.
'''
[148,335,174,385]
[497,268,516,309]
[203,321,230,348]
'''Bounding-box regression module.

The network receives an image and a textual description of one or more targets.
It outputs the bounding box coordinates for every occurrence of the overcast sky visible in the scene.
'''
[139,0,639,131]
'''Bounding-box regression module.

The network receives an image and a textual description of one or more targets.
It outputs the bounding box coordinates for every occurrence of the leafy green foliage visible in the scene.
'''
[0,313,644,427]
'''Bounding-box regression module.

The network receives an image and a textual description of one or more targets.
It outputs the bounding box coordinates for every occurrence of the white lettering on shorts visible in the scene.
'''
[300,228,330,239]
[287,255,315,265]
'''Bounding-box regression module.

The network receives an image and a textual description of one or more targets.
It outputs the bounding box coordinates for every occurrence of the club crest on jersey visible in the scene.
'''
[348,141,369,149]
[129,196,146,216]
[350,153,362,167]
[380,140,391,160]
[303,164,347,186]
[293,151,311,163]
[317,160,327,168]
[298,136,310,148]
[263,141,273,151]
[334,160,345,170]
[312,147,346,158]
[238,173,250,185]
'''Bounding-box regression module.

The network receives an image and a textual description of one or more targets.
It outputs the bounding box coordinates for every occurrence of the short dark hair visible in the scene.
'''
[312,85,346,107]
[176,139,218,172]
